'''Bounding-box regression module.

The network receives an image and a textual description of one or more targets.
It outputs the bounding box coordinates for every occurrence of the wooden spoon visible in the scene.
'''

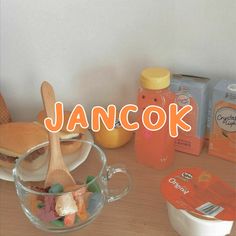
[41,81,76,188]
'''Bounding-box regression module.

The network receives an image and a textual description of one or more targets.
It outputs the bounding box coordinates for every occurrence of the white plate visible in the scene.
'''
[0,130,94,182]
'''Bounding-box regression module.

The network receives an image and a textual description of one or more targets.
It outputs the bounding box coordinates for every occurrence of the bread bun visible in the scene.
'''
[0,118,86,170]
[0,122,48,156]
[0,122,48,169]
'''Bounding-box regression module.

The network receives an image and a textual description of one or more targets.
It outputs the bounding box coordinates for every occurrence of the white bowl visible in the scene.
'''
[167,202,234,236]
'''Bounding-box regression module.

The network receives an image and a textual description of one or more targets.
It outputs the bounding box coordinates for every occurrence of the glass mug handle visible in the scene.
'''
[106,164,131,203]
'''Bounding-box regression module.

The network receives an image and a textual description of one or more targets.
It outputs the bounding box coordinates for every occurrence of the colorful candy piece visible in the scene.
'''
[51,219,64,227]
[75,215,79,224]
[73,187,89,221]
[64,184,92,206]
[77,195,89,221]
[55,193,78,217]
[44,196,55,212]
[64,213,76,227]
[72,186,87,198]
[30,182,96,227]
[86,176,101,193]
[87,193,103,215]
[37,209,60,222]
[49,183,64,193]
[37,196,59,222]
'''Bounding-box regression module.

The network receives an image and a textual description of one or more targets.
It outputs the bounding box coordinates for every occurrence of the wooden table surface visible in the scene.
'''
[0,139,236,236]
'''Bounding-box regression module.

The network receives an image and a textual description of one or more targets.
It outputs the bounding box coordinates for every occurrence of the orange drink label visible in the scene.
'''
[209,101,236,162]
[160,167,236,221]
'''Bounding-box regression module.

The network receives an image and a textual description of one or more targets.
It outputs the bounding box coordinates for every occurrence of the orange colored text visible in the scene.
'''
[44,102,192,138]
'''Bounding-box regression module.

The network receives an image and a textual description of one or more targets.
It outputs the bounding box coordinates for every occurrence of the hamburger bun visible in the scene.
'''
[0,116,86,170]
[0,122,48,170]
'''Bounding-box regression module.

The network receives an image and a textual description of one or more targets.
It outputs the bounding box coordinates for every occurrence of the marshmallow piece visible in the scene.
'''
[55,193,78,217]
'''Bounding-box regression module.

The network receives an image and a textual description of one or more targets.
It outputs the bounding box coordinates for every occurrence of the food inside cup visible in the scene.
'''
[28,176,102,227]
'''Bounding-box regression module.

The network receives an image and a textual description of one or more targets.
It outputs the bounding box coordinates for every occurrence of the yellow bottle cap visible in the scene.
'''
[140,68,170,90]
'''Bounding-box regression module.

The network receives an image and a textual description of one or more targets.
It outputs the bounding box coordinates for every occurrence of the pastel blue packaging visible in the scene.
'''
[170,74,210,155]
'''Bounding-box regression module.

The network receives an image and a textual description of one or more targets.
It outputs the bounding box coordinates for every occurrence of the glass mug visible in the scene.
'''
[13,140,131,233]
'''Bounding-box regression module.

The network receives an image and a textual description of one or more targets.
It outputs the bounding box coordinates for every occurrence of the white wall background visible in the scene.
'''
[1,0,236,121]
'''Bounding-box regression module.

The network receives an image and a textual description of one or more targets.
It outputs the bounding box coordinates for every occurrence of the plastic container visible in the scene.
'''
[161,168,236,236]
[135,68,175,169]
[167,202,234,236]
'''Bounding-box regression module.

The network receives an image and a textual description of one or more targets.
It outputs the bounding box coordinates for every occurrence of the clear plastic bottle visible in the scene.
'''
[135,68,175,169]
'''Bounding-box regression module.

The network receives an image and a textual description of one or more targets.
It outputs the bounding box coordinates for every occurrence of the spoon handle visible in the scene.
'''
[41,81,65,170]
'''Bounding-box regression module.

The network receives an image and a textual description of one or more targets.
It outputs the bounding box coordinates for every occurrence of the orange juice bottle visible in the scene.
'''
[209,81,236,162]
[135,68,175,169]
